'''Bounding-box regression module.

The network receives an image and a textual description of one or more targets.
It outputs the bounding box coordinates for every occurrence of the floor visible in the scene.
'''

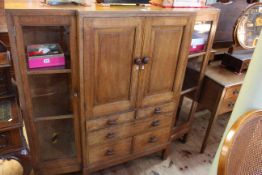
[0,98,230,175]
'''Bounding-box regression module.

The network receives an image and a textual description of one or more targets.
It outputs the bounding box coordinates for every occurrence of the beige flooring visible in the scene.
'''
[0,98,230,175]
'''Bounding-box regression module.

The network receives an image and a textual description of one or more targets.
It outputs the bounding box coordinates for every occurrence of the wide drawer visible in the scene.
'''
[88,138,132,164]
[86,111,135,131]
[134,114,173,134]
[88,122,134,146]
[136,102,176,119]
[0,129,22,154]
[133,127,170,153]
[219,97,237,115]
[224,85,241,100]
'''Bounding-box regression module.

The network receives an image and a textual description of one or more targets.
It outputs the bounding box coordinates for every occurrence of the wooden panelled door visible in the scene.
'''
[83,17,143,118]
[137,17,194,107]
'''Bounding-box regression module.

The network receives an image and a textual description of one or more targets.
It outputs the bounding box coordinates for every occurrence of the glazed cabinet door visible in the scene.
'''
[137,16,195,107]
[9,15,81,174]
[83,17,143,118]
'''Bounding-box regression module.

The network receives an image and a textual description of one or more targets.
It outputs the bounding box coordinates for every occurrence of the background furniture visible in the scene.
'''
[172,8,219,142]
[0,38,31,175]
[198,61,246,153]
[5,2,220,174]
[218,110,262,175]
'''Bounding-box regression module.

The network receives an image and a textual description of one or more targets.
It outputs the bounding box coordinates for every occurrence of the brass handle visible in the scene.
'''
[151,120,160,127]
[148,136,158,143]
[105,132,115,139]
[142,57,149,64]
[107,119,117,126]
[0,133,8,149]
[51,133,59,144]
[134,58,142,65]
[154,107,161,114]
[105,149,114,156]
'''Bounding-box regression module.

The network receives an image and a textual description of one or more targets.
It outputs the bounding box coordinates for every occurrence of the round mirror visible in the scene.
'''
[234,3,262,49]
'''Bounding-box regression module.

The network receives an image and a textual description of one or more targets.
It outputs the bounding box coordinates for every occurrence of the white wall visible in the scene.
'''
[209,33,262,174]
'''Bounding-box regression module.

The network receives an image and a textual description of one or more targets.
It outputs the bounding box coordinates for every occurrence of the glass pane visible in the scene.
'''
[0,101,11,122]
[36,118,76,161]
[29,73,72,118]
[190,21,212,54]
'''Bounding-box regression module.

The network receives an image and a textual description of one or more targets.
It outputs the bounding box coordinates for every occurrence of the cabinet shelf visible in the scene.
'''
[27,69,71,75]
[34,114,73,122]
[181,86,197,95]
[188,51,206,59]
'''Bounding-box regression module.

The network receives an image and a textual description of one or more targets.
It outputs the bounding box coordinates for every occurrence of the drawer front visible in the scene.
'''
[88,123,134,146]
[219,98,237,115]
[89,138,132,164]
[224,85,241,100]
[134,114,173,134]
[0,129,21,153]
[86,111,135,131]
[136,102,176,119]
[133,127,170,153]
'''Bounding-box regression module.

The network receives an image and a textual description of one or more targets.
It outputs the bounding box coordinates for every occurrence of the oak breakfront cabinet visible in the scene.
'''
[5,2,219,175]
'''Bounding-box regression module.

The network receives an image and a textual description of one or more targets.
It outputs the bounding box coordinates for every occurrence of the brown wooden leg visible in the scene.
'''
[162,144,171,160]
[179,133,188,144]
[200,110,218,153]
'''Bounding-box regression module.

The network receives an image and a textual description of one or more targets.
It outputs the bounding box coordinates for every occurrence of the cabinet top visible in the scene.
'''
[5,0,219,16]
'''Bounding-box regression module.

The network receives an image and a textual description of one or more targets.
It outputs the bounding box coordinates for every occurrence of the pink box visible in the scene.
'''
[190,38,205,54]
[27,44,65,69]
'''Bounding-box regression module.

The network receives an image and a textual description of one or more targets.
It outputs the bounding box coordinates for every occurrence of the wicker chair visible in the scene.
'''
[218,110,262,175]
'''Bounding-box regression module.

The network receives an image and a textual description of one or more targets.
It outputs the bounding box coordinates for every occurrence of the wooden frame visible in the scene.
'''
[218,110,262,175]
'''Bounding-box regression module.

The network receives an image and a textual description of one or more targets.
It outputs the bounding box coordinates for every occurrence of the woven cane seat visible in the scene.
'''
[218,110,262,175]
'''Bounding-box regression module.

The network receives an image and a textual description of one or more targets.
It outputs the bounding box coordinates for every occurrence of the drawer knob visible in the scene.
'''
[107,119,117,126]
[233,90,239,95]
[154,107,161,114]
[151,120,160,127]
[0,133,8,149]
[148,136,158,143]
[106,132,115,139]
[228,103,235,108]
[105,149,114,156]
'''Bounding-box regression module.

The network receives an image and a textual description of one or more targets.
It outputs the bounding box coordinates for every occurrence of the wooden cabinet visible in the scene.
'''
[81,15,195,173]
[5,2,219,174]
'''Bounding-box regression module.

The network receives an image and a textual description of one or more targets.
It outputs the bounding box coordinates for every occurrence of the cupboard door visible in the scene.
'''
[137,16,195,107]
[83,18,143,118]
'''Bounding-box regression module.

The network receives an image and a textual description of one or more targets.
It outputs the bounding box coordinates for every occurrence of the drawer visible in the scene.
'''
[88,122,134,146]
[219,98,237,115]
[224,85,241,100]
[133,127,170,153]
[86,111,135,131]
[136,102,176,119]
[134,114,173,134]
[88,138,132,164]
[0,129,22,153]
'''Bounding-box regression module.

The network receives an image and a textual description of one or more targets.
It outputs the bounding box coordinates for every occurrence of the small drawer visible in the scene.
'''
[134,114,173,134]
[88,138,132,164]
[0,129,22,153]
[136,102,176,119]
[86,111,135,131]
[224,85,241,100]
[88,122,134,146]
[219,98,237,115]
[133,127,170,153]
